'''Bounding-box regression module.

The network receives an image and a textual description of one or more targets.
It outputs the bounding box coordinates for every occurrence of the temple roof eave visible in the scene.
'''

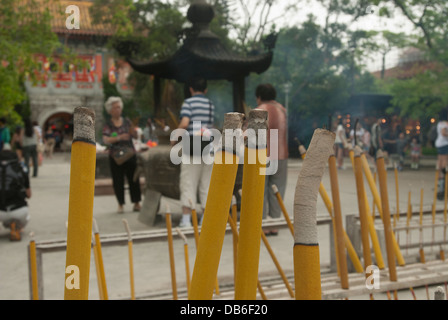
[127,51,273,82]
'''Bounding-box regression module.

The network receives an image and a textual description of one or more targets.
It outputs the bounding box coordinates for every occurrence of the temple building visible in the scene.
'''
[24,0,132,140]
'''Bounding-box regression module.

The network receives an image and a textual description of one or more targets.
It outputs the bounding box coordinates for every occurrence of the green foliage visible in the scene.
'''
[0,0,60,127]
[422,146,437,156]
[245,17,379,119]
[374,0,448,118]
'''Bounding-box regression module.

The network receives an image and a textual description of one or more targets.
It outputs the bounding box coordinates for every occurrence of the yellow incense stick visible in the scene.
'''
[64,107,96,300]
[165,208,178,300]
[176,228,191,295]
[329,154,349,289]
[123,219,135,300]
[92,219,108,300]
[354,148,372,271]
[376,150,397,283]
[29,232,39,300]
[228,215,267,300]
[189,113,244,300]
[272,184,294,236]
[235,110,268,300]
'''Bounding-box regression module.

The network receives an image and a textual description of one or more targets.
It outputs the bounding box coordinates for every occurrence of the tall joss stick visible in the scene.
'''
[353,148,373,273]
[176,228,191,295]
[361,153,405,266]
[122,219,135,300]
[165,206,178,300]
[375,150,398,286]
[272,184,294,236]
[29,232,39,300]
[419,188,424,248]
[394,163,400,224]
[189,113,244,300]
[372,170,377,220]
[91,232,103,300]
[261,230,295,298]
[294,129,335,299]
[231,196,238,279]
[189,199,220,295]
[349,146,385,270]
[432,169,439,252]
[442,168,448,259]
[328,153,349,289]
[227,214,267,300]
[92,219,108,300]
[235,110,268,300]
[64,107,96,300]
[406,190,413,254]
[417,187,430,299]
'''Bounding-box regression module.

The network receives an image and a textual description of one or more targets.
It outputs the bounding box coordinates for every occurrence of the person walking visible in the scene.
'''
[435,110,448,199]
[334,118,348,169]
[255,83,288,236]
[410,137,421,170]
[370,118,384,160]
[102,96,142,213]
[43,126,56,159]
[172,77,215,228]
[22,119,39,177]
[11,126,23,162]
[0,117,11,152]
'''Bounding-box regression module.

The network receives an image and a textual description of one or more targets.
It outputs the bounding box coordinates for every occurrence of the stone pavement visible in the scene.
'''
[0,151,445,300]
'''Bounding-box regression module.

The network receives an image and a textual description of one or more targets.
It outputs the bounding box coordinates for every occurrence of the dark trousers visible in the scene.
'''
[108,155,141,205]
[23,145,38,177]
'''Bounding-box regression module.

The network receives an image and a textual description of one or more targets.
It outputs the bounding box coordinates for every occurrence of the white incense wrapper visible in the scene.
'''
[294,129,335,244]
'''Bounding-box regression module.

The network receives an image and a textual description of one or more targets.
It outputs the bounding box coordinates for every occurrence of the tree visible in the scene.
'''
[377,31,409,79]
[373,0,448,119]
[0,0,60,124]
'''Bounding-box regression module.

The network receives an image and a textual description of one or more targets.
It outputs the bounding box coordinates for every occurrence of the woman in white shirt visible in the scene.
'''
[22,119,39,177]
[435,114,448,199]
[333,118,347,169]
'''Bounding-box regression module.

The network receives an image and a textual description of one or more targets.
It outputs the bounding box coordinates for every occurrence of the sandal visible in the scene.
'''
[133,203,141,212]
[10,222,21,241]
[117,205,124,214]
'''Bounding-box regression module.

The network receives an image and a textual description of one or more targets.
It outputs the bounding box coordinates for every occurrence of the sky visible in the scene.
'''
[228,0,418,72]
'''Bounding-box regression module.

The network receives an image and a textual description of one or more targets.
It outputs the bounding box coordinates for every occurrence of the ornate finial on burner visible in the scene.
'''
[187,0,215,27]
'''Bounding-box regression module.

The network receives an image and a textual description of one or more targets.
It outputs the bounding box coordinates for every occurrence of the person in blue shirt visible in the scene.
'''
[174,77,215,228]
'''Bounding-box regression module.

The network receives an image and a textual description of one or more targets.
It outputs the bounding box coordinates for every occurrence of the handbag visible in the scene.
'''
[112,144,135,165]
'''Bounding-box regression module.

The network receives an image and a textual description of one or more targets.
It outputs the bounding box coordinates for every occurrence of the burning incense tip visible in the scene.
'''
[222,112,245,154]
[73,107,95,143]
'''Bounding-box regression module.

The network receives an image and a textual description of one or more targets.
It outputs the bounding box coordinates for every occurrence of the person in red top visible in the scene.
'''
[255,83,289,236]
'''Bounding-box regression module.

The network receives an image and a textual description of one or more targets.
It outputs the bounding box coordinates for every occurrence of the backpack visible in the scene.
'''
[0,151,27,211]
